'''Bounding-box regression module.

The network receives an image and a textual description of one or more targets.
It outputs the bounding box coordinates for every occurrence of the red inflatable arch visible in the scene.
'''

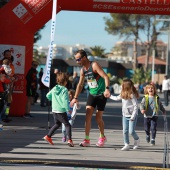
[0,0,169,116]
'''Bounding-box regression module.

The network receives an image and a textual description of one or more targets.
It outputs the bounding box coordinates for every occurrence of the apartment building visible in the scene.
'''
[37,44,91,59]
[107,40,167,63]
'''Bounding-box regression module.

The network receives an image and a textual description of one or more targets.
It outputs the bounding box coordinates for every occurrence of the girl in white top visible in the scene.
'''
[110,79,140,151]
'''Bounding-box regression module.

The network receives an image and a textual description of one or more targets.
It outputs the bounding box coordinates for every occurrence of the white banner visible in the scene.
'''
[41,0,57,87]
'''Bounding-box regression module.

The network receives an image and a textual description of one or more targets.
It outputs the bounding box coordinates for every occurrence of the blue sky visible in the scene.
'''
[36,11,167,53]
[36,11,121,53]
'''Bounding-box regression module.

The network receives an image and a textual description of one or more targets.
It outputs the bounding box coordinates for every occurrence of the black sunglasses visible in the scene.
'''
[75,56,84,62]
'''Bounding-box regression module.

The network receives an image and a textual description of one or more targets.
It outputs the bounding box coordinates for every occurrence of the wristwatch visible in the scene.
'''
[106,86,109,89]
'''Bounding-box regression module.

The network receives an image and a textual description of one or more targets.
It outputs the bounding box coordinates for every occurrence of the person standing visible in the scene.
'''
[44,72,74,147]
[1,50,15,122]
[24,61,38,118]
[0,74,11,126]
[140,83,166,146]
[110,79,140,151]
[162,75,170,106]
[72,71,79,90]
[50,68,58,89]
[38,68,48,107]
[70,49,110,147]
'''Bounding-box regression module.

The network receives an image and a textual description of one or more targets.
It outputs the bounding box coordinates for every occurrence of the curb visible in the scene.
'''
[0,159,168,170]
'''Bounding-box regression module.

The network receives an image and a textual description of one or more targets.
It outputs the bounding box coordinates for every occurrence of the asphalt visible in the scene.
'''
[0,92,170,170]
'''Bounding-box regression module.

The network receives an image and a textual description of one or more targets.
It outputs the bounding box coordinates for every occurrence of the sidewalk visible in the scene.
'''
[0,93,169,169]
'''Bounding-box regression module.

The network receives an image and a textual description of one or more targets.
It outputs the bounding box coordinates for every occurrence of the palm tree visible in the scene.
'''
[33,45,46,64]
[90,46,106,58]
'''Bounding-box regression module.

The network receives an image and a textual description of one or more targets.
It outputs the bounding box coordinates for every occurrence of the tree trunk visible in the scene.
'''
[133,38,138,70]
[145,43,149,71]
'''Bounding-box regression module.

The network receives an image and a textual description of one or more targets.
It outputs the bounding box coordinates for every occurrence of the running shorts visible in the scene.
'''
[86,93,107,111]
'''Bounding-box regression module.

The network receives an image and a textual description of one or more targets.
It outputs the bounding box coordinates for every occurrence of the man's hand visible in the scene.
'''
[103,89,110,98]
[70,98,78,107]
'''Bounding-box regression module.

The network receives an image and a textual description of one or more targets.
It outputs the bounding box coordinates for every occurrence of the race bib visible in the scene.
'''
[87,79,98,88]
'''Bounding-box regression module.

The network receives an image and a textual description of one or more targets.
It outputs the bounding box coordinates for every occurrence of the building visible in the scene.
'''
[107,40,167,63]
[37,44,92,60]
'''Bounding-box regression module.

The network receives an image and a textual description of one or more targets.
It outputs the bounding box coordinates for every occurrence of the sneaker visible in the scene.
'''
[68,140,74,147]
[62,137,66,142]
[151,139,155,146]
[146,135,150,143]
[43,135,54,145]
[79,139,90,147]
[121,144,130,151]
[96,136,107,147]
[23,114,33,118]
[29,114,34,118]
[133,139,140,149]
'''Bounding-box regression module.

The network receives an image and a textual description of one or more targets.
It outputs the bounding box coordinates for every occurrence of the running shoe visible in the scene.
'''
[23,114,33,118]
[151,139,155,146]
[79,139,90,147]
[62,137,66,142]
[146,135,150,143]
[121,144,130,151]
[68,140,74,147]
[43,135,54,145]
[133,139,140,149]
[96,136,107,147]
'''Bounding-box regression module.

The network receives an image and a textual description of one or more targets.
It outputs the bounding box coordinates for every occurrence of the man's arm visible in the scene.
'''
[92,62,110,98]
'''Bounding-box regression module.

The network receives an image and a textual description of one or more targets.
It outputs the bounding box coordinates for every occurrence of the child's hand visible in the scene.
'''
[70,98,78,107]
[141,110,145,114]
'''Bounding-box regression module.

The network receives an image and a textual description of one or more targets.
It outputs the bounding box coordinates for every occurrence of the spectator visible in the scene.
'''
[39,68,43,78]
[1,50,15,122]
[38,68,48,107]
[155,81,160,92]
[50,68,58,89]
[72,71,79,90]
[66,72,72,90]
[162,75,170,106]
[0,74,11,126]
[24,61,38,118]
[84,79,89,98]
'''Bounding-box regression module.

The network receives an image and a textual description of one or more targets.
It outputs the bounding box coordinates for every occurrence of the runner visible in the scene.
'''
[70,49,110,147]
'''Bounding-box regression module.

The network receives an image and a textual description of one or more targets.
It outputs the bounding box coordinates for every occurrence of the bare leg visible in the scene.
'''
[95,110,104,135]
[85,106,94,136]
[25,96,33,114]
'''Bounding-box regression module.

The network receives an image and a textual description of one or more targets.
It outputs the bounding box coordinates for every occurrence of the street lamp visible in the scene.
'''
[152,49,155,82]
[156,19,170,75]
